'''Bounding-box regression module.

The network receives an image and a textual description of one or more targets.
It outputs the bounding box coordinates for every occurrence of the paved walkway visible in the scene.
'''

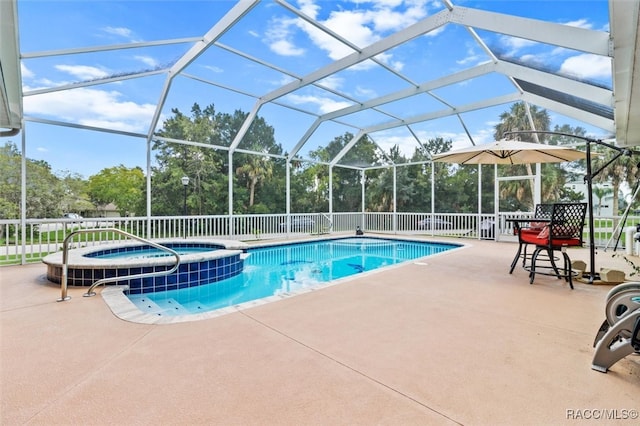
[1,236,639,425]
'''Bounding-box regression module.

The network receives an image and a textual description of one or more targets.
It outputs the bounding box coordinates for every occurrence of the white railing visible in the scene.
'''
[1,212,638,266]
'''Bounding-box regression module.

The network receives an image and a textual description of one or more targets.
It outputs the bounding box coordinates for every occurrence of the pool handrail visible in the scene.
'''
[56,228,181,302]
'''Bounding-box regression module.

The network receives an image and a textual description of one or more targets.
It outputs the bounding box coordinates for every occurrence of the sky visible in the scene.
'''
[10,0,613,178]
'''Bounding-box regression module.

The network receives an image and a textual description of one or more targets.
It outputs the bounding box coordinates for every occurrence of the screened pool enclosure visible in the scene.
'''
[1,0,639,263]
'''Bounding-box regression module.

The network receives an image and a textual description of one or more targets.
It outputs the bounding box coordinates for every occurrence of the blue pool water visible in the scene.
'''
[84,242,221,260]
[127,237,458,316]
[89,246,215,260]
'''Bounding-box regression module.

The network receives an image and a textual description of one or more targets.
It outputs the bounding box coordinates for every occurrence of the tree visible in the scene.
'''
[308,132,380,212]
[591,147,638,216]
[292,160,329,213]
[235,151,273,208]
[592,186,613,215]
[0,141,66,219]
[491,104,589,210]
[153,104,228,215]
[494,102,551,141]
[0,142,21,220]
[368,145,415,212]
[57,170,93,215]
[153,104,283,215]
[494,102,551,209]
[88,165,145,216]
[225,111,283,212]
[409,137,457,212]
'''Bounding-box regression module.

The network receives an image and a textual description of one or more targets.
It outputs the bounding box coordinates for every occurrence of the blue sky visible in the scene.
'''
[13,0,613,178]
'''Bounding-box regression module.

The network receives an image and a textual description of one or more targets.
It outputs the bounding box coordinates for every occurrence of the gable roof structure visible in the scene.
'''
[1,0,638,171]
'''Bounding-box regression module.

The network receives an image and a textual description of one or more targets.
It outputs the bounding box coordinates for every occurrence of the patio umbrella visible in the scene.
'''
[431,138,590,280]
[431,139,587,165]
[434,134,636,285]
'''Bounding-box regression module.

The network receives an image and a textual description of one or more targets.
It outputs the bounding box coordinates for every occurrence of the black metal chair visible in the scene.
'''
[509,203,554,274]
[522,202,588,289]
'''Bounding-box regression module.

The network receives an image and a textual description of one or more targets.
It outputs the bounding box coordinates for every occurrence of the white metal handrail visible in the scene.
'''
[56,228,181,302]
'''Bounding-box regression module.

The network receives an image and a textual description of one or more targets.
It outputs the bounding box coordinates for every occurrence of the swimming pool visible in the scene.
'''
[126,237,460,319]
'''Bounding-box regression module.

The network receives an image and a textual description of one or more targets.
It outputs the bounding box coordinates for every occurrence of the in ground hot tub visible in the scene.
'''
[42,239,249,294]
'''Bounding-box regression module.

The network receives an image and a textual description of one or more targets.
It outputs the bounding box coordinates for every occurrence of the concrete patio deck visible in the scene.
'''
[1,236,639,425]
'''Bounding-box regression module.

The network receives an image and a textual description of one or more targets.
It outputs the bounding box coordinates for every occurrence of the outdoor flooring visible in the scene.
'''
[1,235,639,425]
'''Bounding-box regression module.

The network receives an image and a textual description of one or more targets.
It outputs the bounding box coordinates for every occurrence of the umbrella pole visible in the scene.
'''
[583,139,633,283]
[584,142,598,284]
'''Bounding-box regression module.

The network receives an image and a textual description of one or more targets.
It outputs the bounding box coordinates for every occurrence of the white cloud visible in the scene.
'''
[285,93,352,114]
[499,35,538,55]
[55,65,110,80]
[23,87,156,133]
[102,27,133,38]
[424,25,446,38]
[563,19,592,29]
[21,63,34,79]
[134,55,159,68]
[560,54,611,79]
[103,26,134,38]
[322,9,379,48]
[550,46,570,56]
[355,86,377,98]
[102,26,141,42]
[456,55,478,66]
[371,133,417,156]
[344,58,377,72]
[369,6,428,32]
[389,59,405,72]
[297,0,320,19]
[265,16,306,56]
[276,75,297,86]
[266,0,431,66]
[292,19,358,61]
[203,65,223,73]
[456,45,482,66]
[270,39,306,56]
[370,120,499,157]
[370,126,474,158]
[519,53,544,66]
[316,75,344,91]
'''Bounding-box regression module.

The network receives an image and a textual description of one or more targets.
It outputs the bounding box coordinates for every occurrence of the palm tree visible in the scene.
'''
[499,177,532,211]
[591,148,638,217]
[592,186,613,215]
[494,102,551,206]
[540,163,566,201]
[494,103,551,139]
[236,153,273,208]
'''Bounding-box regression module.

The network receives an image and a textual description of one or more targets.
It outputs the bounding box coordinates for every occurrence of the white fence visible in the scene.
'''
[1,212,639,265]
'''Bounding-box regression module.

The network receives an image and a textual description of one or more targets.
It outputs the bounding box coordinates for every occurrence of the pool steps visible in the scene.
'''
[130,295,202,316]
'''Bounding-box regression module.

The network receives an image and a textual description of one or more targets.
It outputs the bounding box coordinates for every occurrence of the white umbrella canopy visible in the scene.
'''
[431,139,587,165]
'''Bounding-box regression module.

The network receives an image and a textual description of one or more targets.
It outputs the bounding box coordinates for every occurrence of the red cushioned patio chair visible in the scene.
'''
[521,202,588,289]
[509,203,554,274]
